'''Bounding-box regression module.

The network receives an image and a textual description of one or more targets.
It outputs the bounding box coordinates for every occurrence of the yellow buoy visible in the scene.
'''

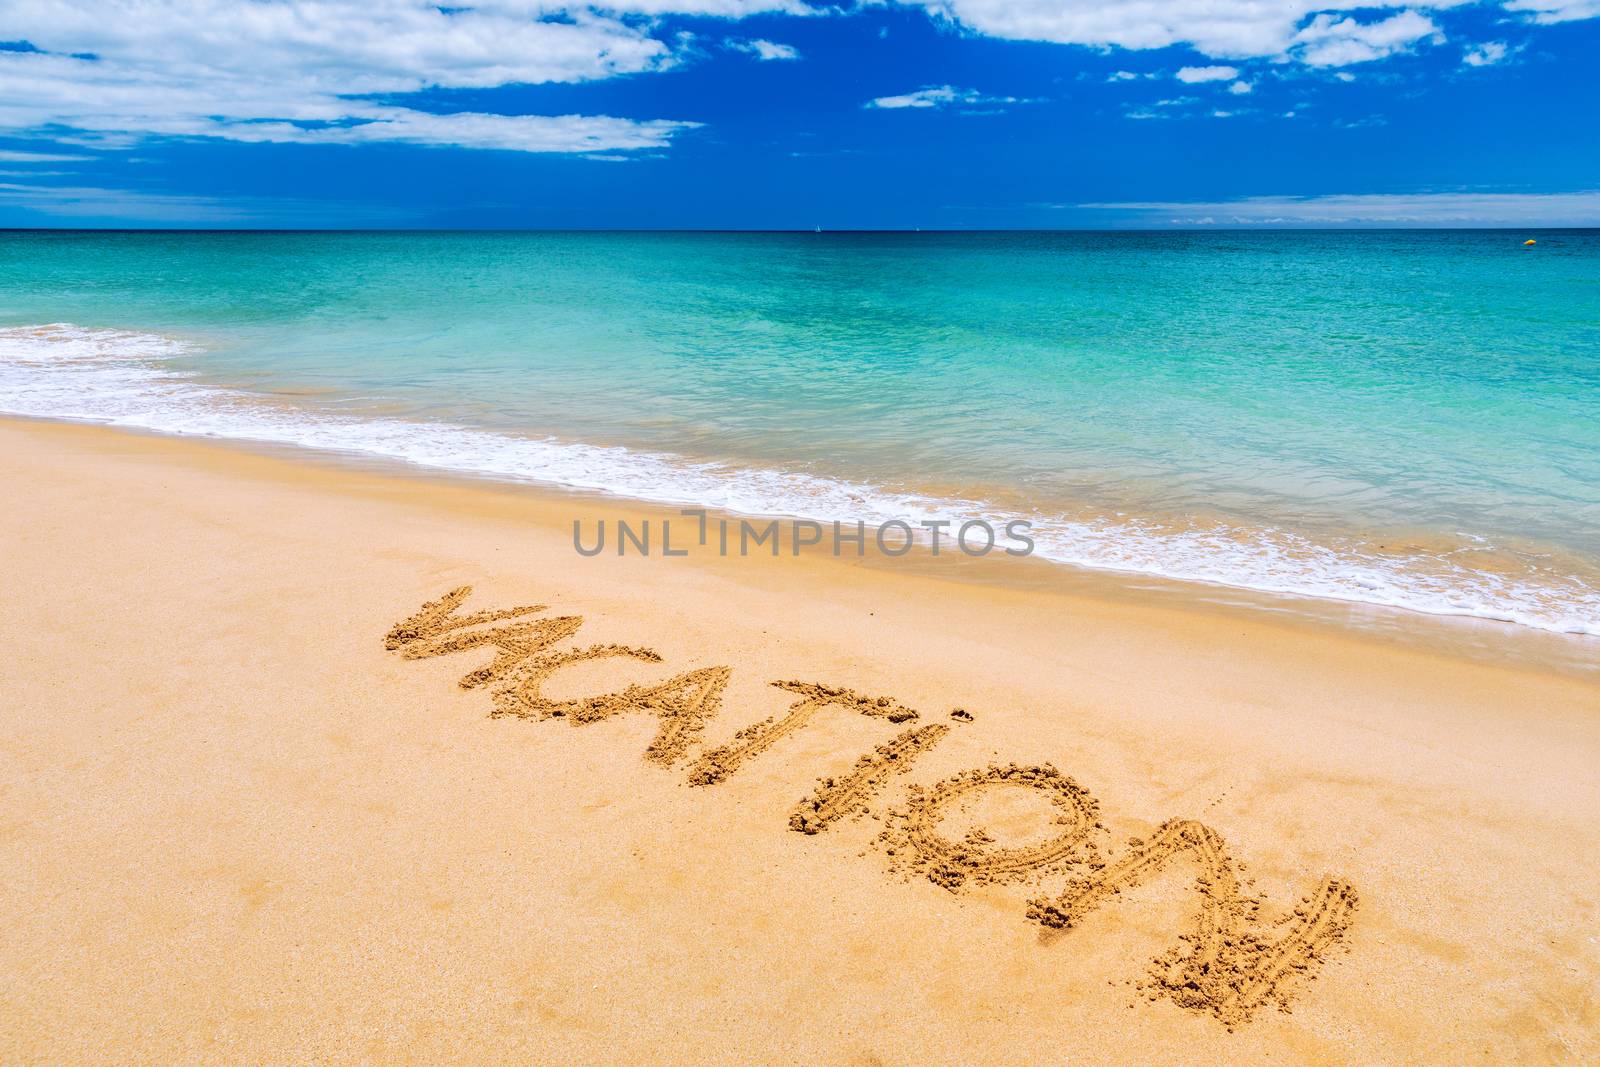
[1524,239,1537,246]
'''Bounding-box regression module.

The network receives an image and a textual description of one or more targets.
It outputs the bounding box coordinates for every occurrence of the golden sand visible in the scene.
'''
[1,417,1597,1063]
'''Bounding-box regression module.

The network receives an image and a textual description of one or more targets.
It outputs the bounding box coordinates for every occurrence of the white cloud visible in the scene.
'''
[1503,0,1600,22]
[0,179,420,223]
[914,0,1291,56]
[1229,80,1254,94]
[1108,70,1143,80]
[589,0,811,12]
[908,0,1491,66]
[0,0,800,154]
[1176,65,1239,83]
[1462,40,1511,64]
[215,110,697,153]
[1073,190,1600,225]
[0,181,253,222]
[726,38,802,60]
[1289,11,1442,66]
[865,85,1023,109]
[0,148,94,163]
[1,0,1587,165]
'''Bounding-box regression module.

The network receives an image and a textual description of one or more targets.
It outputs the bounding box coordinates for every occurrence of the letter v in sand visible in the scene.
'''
[384,585,582,689]
[384,587,730,766]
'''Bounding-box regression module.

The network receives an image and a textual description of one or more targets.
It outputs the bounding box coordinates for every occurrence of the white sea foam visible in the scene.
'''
[3,324,1596,637]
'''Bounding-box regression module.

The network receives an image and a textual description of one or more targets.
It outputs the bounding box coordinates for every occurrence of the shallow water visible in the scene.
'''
[1,229,1596,635]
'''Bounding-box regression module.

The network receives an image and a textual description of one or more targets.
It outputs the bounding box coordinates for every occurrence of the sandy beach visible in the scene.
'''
[2,415,1597,1064]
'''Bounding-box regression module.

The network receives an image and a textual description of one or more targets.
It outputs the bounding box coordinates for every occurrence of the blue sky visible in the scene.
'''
[0,0,1597,228]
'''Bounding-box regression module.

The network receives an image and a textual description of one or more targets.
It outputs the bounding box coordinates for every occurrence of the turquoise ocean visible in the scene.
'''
[1,229,1596,637]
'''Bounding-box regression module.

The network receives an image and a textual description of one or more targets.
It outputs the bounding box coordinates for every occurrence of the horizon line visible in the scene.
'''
[2,226,1595,235]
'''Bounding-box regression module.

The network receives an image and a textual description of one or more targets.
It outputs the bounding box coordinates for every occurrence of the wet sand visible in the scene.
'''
[1,417,1597,1063]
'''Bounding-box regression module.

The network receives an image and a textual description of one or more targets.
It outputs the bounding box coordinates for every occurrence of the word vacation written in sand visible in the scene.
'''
[386,586,1360,1030]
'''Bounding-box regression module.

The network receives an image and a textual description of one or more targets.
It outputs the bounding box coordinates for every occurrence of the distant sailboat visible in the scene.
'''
[815,224,822,233]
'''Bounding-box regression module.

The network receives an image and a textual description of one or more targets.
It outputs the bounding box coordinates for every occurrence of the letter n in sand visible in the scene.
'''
[1026,819,1358,1028]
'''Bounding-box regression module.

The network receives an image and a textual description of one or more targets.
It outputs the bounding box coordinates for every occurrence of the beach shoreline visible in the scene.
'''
[4,409,1593,680]
[6,300,1597,645]
[2,415,1597,1062]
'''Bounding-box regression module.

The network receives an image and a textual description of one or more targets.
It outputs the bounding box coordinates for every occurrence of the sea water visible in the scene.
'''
[1,229,1596,636]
